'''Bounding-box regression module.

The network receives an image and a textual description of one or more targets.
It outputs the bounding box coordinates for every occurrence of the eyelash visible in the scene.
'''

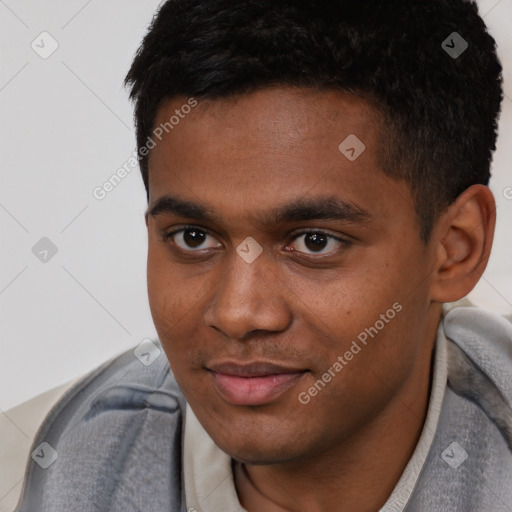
[160,225,352,257]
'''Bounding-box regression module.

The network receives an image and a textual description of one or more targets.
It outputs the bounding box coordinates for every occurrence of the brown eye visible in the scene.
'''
[164,227,221,252]
[290,231,350,256]
[182,228,207,248]
[303,232,328,252]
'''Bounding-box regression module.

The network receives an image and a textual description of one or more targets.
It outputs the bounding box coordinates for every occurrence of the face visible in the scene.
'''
[146,87,439,465]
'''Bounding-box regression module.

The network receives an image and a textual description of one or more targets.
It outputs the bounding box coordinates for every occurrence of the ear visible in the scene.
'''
[430,184,496,303]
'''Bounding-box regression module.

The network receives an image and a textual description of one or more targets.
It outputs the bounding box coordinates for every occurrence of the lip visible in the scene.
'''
[208,361,307,406]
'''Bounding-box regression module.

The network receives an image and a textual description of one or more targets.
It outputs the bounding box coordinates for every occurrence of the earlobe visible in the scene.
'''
[430,185,496,303]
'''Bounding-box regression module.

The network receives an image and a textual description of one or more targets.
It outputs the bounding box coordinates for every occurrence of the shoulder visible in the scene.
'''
[26,339,186,445]
[443,306,512,449]
[15,340,187,512]
[444,305,512,397]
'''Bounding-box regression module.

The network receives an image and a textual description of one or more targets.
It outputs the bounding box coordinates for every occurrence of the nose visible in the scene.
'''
[204,249,292,341]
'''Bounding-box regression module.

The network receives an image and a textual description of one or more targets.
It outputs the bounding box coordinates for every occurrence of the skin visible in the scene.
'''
[145,87,495,512]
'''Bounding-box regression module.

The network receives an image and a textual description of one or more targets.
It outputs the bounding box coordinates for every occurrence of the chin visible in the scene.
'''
[189,391,326,464]
[219,440,301,466]
[206,416,311,465]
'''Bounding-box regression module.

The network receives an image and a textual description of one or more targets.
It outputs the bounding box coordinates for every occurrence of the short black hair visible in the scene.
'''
[124,0,503,243]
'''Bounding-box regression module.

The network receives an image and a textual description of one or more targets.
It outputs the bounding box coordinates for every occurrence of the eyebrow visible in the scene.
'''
[147,194,372,226]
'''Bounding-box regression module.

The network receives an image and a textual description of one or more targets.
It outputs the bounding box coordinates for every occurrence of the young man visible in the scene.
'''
[15,1,512,511]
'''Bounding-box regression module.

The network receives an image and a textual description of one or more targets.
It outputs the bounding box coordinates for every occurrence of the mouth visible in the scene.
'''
[207,361,308,406]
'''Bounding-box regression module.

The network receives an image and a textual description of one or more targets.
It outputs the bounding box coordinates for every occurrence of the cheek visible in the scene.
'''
[147,247,167,318]
[296,266,395,338]
[147,245,187,341]
[296,263,419,385]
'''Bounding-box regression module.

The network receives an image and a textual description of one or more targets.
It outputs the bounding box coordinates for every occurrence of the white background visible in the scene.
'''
[1,0,511,413]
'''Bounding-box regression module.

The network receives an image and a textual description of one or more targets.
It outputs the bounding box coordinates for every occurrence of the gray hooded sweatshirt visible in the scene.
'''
[14,306,512,511]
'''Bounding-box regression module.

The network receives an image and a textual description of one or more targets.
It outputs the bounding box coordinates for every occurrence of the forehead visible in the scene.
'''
[146,87,414,235]
[151,87,379,160]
